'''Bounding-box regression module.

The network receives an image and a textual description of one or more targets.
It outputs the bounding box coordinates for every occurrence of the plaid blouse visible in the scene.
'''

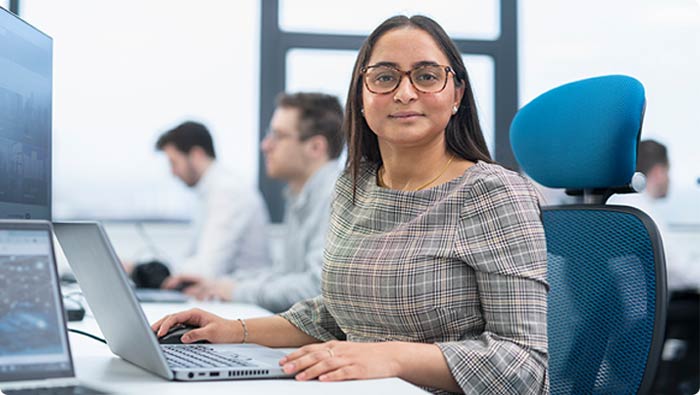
[279,161,549,394]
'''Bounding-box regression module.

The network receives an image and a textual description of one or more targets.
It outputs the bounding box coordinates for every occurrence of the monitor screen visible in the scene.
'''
[0,7,52,220]
[0,224,74,382]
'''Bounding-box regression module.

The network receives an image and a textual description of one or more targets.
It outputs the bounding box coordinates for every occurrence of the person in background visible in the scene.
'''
[152,121,270,280]
[154,15,548,394]
[164,93,344,313]
[609,139,700,291]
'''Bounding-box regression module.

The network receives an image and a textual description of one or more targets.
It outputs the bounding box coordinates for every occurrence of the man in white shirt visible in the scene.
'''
[155,121,270,278]
[609,140,700,291]
[163,93,344,312]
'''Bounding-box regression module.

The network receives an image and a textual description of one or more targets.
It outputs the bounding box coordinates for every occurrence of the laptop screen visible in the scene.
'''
[0,224,74,382]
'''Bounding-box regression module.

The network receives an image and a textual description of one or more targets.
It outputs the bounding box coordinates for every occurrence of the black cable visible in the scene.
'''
[67,328,107,344]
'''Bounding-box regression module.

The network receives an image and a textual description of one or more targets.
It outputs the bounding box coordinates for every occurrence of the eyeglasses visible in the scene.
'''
[361,64,454,94]
[264,129,298,143]
[264,128,315,144]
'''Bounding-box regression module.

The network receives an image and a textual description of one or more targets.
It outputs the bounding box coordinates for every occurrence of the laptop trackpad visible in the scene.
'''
[209,344,288,365]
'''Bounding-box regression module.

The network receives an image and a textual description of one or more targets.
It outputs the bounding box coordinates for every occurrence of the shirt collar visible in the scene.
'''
[195,161,219,196]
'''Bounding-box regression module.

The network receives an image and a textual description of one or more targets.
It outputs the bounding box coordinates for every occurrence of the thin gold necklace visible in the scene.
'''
[378,155,455,191]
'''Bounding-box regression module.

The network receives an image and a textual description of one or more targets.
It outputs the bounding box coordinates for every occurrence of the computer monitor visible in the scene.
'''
[0,7,52,220]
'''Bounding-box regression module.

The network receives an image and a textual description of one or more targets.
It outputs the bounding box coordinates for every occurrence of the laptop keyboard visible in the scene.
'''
[162,345,256,369]
[3,385,107,394]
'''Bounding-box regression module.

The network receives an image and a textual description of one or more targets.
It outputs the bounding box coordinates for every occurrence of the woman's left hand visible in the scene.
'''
[279,340,401,382]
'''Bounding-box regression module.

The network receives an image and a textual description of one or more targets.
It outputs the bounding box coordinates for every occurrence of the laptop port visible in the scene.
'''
[210,372,220,377]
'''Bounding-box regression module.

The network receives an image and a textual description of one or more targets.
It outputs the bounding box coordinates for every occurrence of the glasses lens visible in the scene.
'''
[410,65,447,93]
[365,66,401,93]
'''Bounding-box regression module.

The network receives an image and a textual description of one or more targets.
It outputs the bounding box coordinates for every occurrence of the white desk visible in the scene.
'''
[67,301,428,394]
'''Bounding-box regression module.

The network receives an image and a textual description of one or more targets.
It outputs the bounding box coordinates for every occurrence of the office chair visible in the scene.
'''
[510,75,667,394]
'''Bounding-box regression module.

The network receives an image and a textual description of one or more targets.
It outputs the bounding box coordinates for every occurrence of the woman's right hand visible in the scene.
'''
[150,308,242,344]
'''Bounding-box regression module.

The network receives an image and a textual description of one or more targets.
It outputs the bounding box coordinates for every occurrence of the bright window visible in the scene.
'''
[279,0,500,39]
[286,49,356,105]
[463,55,495,157]
[21,0,261,220]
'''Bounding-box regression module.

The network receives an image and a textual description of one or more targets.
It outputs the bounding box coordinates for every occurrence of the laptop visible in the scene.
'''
[0,220,106,394]
[52,221,291,381]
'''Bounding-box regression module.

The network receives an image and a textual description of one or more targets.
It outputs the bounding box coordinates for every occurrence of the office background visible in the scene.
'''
[3,0,699,243]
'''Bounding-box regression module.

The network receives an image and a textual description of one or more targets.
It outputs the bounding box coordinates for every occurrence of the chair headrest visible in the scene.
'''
[510,75,645,190]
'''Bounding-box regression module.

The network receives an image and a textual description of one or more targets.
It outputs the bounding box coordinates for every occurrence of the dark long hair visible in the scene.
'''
[343,15,493,197]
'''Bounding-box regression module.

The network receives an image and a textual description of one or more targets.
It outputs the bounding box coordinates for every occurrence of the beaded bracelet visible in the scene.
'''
[237,318,248,344]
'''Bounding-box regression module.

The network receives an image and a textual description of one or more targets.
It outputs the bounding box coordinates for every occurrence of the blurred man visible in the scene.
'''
[164,93,344,312]
[610,139,699,290]
[154,121,270,279]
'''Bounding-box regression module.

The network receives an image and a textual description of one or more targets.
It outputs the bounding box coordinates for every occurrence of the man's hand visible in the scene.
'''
[182,278,236,301]
[121,260,136,275]
[162,274,234,301]
[161,274,205,291]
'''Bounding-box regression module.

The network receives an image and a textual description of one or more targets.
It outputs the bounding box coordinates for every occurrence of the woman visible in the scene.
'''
[153,15,548,394]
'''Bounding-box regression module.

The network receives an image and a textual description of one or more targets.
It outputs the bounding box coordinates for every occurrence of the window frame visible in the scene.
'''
[8,0,19,13]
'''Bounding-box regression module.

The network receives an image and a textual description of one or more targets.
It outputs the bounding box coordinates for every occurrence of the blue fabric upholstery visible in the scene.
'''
[510,75,645,189]
[544,207,665,394]
[510,75,666,394]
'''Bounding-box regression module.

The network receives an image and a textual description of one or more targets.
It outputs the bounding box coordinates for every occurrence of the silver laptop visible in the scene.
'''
[0,220,106,394]
[52,221,291,381]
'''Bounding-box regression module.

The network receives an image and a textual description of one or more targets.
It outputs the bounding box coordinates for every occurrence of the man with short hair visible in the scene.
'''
[610,139,699,290]
[635,140,670,199]
[155,121,270,278]
[164,93,345,313]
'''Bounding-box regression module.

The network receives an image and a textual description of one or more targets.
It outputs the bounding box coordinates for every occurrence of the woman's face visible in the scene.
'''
[361,27,463,150]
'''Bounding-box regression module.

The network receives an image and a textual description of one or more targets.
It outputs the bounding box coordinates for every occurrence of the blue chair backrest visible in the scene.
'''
[510,75,667,394]
[511,75,645,190]
[544,206,665,394]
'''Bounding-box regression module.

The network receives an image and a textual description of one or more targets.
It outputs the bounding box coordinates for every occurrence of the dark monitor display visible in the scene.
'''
[0,7,52,220]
